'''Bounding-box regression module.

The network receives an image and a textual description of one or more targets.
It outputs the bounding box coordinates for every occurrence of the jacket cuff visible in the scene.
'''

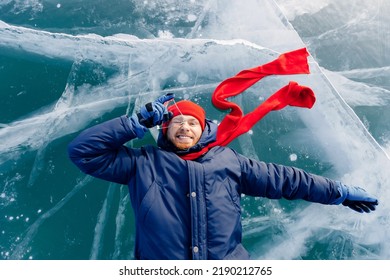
[330,181,348,205]
[127,114,148,139]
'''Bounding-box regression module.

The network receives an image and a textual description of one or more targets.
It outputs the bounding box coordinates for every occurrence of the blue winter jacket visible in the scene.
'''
[68,116,343,260]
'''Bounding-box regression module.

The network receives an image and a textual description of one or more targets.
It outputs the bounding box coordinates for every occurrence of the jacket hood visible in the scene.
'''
[157,118,217,156]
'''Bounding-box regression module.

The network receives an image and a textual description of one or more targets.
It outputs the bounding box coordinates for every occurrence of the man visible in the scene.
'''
[68,93,378,260]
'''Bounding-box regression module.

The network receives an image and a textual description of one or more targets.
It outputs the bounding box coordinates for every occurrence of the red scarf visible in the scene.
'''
[180,48,316,160]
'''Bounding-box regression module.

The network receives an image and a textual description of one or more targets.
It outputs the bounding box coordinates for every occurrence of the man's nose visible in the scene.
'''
[179,121,190,129]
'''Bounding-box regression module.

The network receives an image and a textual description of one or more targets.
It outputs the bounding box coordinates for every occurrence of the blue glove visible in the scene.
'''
[128,93,174,139]
[340,184,378,213]
[137,93,174,128]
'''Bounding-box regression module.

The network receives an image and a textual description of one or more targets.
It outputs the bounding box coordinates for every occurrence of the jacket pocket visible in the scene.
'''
[136,180,160,223]
[223,177,242,214]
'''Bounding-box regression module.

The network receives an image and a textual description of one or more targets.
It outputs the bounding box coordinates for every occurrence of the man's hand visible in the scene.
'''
[342,185,378,213]
[137,93,174,128]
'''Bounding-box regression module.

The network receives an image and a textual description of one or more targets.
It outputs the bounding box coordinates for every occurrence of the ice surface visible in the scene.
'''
[0,0,389,260]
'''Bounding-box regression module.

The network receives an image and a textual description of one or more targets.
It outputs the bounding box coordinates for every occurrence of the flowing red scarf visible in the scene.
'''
[180,47,316,160]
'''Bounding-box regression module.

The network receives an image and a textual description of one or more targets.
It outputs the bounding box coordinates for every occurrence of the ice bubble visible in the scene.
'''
[187,14,197,22]
[289,153,298,161]
[56,3,61,8]
[273,208,282,214]
[177,72,189,84]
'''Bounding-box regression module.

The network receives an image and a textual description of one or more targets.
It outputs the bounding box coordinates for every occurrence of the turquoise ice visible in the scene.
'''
[0,0,389,259]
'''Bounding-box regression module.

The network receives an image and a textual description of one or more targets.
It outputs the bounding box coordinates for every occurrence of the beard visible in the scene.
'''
[173,141,193,150]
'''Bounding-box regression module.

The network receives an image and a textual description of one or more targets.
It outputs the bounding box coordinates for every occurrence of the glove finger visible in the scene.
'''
[145,102,154,112]
[347,203,364,213]
[162,111,173,122]
[343,198,377,213]
[139,102,154,117]
[156,93,175,104]
[357,203,371,213]
[154,102,167,114]
[351,202,376,213]
[364,201,377,211]
[153,103,168,125]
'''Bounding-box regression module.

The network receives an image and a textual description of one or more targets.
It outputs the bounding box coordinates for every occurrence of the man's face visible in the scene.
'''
[166,115,203,150]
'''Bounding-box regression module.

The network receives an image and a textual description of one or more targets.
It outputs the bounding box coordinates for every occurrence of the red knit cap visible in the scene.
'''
[162,100,206,135]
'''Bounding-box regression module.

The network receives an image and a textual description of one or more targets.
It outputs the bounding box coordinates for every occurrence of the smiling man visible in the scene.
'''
[163,100,205,151]
[68,93,378,260]
[167,115,202,149]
